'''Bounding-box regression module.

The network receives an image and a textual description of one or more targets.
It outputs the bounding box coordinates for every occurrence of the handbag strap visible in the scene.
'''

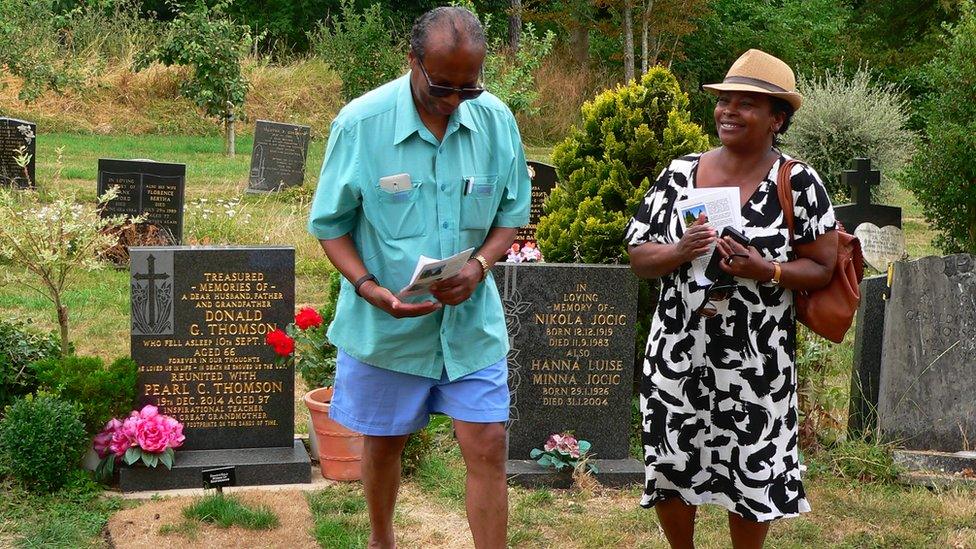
[776,159,804,241]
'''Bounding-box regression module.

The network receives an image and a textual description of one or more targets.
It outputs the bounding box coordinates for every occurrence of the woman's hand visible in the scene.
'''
[675,214,717,262]
[716,235,774,281]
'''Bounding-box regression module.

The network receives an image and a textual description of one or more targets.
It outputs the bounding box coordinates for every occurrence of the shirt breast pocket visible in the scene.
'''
[367,181,426,239]
[460,175,498,231]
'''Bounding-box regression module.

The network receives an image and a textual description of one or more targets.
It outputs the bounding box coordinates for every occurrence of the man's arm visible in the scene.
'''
[319,235,441,318]
[429,227,517,306]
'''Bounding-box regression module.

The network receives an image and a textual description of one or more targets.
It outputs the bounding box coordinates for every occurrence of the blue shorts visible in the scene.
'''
[329,350,510,436]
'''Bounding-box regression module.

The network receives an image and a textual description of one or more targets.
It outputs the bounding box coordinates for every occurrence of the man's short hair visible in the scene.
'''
[410,6,486,59]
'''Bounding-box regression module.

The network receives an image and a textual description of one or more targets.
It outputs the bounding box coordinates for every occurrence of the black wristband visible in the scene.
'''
[353,273,377,297]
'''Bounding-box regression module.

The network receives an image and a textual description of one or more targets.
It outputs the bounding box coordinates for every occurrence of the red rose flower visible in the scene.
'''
[265,328,295,356]
[294,307,324,330]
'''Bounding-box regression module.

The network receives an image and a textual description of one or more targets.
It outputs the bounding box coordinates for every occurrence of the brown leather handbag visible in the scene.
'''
[777,160,864,343]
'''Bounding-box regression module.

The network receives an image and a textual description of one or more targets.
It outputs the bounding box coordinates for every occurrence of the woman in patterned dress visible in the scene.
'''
[625,50,839,548]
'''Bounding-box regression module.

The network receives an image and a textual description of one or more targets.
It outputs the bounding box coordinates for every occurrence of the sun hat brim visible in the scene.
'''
[702,82,803,111]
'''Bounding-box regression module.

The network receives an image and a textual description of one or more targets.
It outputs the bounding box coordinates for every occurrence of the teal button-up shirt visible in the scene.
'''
[307,74,531,380]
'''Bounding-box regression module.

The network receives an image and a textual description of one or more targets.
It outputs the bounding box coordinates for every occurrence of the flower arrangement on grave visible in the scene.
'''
[266,306,337,388]
[530,432,598,474]
[505,242,543,263]
[93,405,185,478]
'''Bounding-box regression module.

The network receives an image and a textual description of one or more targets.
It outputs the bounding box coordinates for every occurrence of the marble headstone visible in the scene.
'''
[515,161,558,246]
[123,246,309,491]
[0,117,36,188]
[847,275,889,440]
[494,263,643,486]
[854,223,906,271]
[247,120,311,192]
[877,255,976,452]
[97,159,186,243]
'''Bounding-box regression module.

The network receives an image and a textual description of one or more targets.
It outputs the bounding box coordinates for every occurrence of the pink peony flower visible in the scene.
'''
[136,414,171,453]
[163,415,185,449]
[92,418,122,459]
[111,419,137,457]
[139,404,159,419]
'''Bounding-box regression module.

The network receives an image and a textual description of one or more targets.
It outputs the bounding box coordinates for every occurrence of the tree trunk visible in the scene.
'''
[623,0,635,83]
[641,0,653,74]
[509,0,522,52]
[56,301,69,358]
[225,103,236,157]
[568,25,590,65]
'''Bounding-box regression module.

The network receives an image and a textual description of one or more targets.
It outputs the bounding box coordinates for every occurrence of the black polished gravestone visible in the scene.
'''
[847,275,889,440]
[515,161,558,246]
[97,159,186,243]
[0,117,36,188]
[121,246,310,492]
[834,158,902,234]
[247,120,311,193]
[878,255,976,452]
[493,263,643,487]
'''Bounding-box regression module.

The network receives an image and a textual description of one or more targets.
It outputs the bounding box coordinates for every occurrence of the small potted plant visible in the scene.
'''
[92,404,185,481]
[266,276,363,481]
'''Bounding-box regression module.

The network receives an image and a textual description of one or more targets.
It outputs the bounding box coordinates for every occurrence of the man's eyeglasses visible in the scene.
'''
[415,55,485,101]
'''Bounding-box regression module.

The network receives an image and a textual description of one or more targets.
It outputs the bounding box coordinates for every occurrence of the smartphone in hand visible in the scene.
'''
[704,227,751,282]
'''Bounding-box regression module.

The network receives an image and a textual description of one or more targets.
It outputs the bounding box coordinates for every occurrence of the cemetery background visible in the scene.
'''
[1,1,975,547]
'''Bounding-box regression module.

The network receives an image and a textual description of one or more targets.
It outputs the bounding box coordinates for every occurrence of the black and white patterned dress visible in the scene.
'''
[624,152,836,521]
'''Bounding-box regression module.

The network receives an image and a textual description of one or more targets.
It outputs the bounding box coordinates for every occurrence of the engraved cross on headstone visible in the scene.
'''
[842,157,881,206]
[834,157,902,233]
[134,254,169,324]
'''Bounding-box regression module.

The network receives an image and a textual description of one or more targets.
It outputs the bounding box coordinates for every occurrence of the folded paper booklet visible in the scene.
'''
[675,187,742,286]
[399,247,475,297]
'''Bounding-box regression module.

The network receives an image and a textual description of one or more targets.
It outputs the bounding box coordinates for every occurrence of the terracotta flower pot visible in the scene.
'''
[304,386,363,481]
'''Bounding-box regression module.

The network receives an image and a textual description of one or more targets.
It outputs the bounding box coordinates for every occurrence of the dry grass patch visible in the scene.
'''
[108,490,315,548]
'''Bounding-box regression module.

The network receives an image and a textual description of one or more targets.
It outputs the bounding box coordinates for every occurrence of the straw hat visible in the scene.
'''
[702,49,802,111]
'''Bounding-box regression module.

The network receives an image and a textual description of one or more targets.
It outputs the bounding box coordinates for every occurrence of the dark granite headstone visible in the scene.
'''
[97,159,186,243]
[878,255,976,452]
[247,120,311,192]
[847,275,889,440]
[0,117,36,188]
[833,157,902,233]
[123,246,309,491]
[493,263,643,486]
[515,161,558,246]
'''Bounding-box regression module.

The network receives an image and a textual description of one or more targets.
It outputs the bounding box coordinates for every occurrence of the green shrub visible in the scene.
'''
[537,67,710,264]
[32,356,138,434]
[308,0,406,102]
[0,0,87,100]
[0,394,88,493]
[784,66,916,203]
[0,319,62,414]
[899,1,976,254]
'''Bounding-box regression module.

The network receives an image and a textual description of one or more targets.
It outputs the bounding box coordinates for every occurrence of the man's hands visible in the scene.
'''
[359,281,442,318]
[357,259,482,317]
[429,259,482,306]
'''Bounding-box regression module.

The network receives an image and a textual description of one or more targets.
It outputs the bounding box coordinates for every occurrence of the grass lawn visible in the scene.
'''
[0,133,959,548]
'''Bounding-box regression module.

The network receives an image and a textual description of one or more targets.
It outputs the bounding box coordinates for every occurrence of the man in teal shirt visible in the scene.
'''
[307,7,530,548]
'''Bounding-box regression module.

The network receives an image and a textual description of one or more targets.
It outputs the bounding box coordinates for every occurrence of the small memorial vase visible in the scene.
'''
[304,386,364,481]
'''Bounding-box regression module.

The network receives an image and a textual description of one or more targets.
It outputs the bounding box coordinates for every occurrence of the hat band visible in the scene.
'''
[723,76,789,94]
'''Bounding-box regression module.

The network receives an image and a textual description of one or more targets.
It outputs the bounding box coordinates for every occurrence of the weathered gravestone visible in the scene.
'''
[854,223,906,271]
[121,246,310,491]
[847,275,889,440]
[494,263,643,487]
[0,117,36,188]
[834,157,902,233]
[515,161,557,247]
[877,254,976,453]
[97,159,186,243]
[247,120,311,192]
